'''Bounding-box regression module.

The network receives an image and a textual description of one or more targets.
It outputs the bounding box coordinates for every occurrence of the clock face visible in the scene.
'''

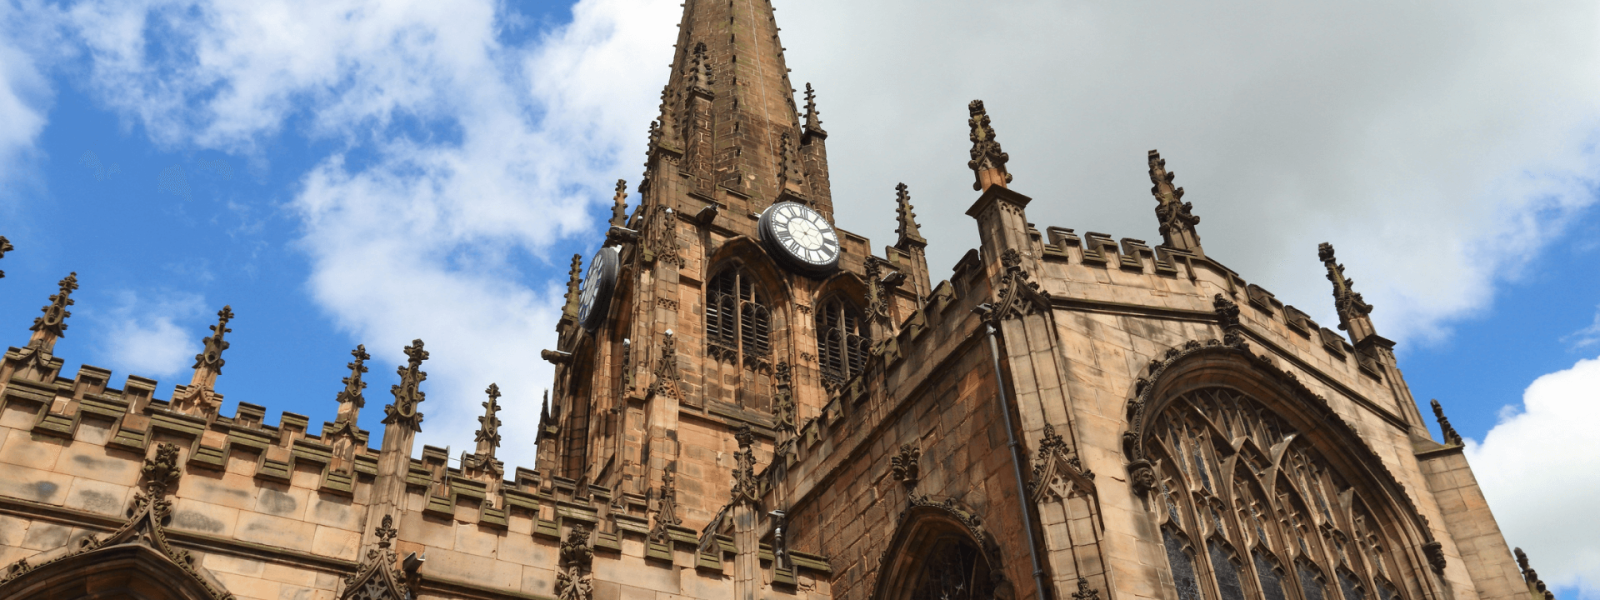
[578,246,619,331]
[760,202,841,274]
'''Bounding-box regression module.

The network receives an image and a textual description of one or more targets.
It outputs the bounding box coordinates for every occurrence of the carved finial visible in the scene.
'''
[0,236,12,278]
[29,272,78,345]
[1147,150,1203,255]
[337,344,371,415]
[384,339,429,431]
[967,100,1012,191]
[891,444,920,490]
[540,389,551,425]
[192,305,234,374]
[1318,242,1377,341]
[561,254,583,324]
[1072,578,1102,600]
[893,183,925,247]
[477,383,503,454]
[608,179,630,228]
[1430,399,1463,446]
[732,423,759,504]
[650,465,682,545]
[773,361,796,434]
[803,83,825,137]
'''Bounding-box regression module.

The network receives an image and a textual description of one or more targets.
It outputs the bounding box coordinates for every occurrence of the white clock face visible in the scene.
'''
[761,202,841,273]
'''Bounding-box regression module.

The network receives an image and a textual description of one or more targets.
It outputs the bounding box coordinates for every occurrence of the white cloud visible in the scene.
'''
[1562,306,1600,350]
[0,0,61,208]
[775,0,1600,346]
[90,290,205,379]
[1467,355,1600,595]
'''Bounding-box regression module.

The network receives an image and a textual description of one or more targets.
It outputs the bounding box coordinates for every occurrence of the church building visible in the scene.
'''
[0,1,1554,599]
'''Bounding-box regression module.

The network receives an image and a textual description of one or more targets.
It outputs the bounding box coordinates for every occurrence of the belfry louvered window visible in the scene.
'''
[815,296,868,386]
[706,267,771,367]
[1145,387,1417,600]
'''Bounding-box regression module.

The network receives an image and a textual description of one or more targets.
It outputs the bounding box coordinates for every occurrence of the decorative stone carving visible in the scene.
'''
[0,236,11,278]
[1071,578,1101,600]
[803,83,825,137]
[1318,242,1373,327]
[1029,423,1094,504]
[1430,399,1463,446]
[650,466,681,545]
[647,330,683,400]
[383,339,429,432]
[327,344,371,465]
[342,514,409,600]
[1212,294,1246,347]
[1515,547,1556,600]
[773,361,796,434]
[967,100,1012,191]
[29,271,77,342]
[893,183,925,247]
[172,305,234,417]
[686,42,713,94]
[609,179,629,228]
[891,444,920,491]
[556,523,594,600]
[561,254,583,324]
[731,424,760,505]
[1147,150,1202,255]
[1423,540,1446,575]
[193,305,234,375]
[777,130,806,199]
[983,249,1049,324]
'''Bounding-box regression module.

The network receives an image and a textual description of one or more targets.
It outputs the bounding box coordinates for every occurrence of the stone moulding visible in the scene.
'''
[1120,337,1446,576]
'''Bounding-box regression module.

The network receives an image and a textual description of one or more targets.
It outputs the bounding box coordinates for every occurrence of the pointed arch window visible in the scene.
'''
[814,295,868,386]
[1144,387,1421,600]
[706,266,772,368]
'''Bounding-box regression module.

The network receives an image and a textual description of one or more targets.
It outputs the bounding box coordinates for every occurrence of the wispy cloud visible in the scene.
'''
[90,290,205,379]
[1561,305,1600,350]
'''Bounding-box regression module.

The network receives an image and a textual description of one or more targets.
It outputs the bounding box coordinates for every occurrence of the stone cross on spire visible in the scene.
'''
[893,183,925,248]
[609,179,630,228]
[475,383,503,457]
[27,272,78,352]
[967,100,1013,191]
[1317,243,1377,343]
[384,339,429,432]
[803,83,826,138]
[0,236,12,278]
[172,305,233,417]
[1147,150,1204,256]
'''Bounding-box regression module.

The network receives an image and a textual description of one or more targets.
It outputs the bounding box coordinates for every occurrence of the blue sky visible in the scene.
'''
[2,0,1599,596]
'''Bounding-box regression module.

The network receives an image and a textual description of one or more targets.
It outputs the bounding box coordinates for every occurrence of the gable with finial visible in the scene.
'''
[1029,423,1095,505]
[985,248,1050,323]
[645,330,684,401]
[340,515,410,600]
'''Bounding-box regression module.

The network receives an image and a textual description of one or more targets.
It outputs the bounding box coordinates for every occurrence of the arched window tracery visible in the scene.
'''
[814,295,868,386]
[706,266,772,370]
[1146,387,1418,600]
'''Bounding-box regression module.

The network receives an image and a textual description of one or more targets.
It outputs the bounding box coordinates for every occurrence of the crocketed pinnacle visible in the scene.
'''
[686,42,713,95]
[192,305,234,375]
[476,383,503,456]
[29,272,78,342]
[384,339,429,431]
[1148,150,1203,255]
[893,183,925,248]
[803,83,825,137]
[1429,399,1463,446]
[967,100,1013,191]
[337,344,371,411]
[778,131,806,197]
[1317,243,1376,341]
[0,236,12,278]
[561,254,582,322]
[609,179,630,228]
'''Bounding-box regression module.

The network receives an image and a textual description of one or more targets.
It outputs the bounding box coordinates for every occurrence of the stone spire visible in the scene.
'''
[559,254,582,330]
[0,236,12,278]
[26,272,77,352]
[1147,150,1204,256]
[893,182,925,248]
[1317,243,1378,343]
[803,83,825,138]
[172,305,233,417]
[967,100,1013,191]
[475,383,503,457]
[328,344,371,471]
[383,339,429,432]
[609,179,630,228]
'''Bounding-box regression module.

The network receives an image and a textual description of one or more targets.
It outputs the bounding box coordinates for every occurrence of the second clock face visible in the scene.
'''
[578,246,619,331]
[760,202,841,274]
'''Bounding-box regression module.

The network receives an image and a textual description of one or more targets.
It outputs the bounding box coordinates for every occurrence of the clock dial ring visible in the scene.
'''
[578,246,620,331]
[759,202,841,274]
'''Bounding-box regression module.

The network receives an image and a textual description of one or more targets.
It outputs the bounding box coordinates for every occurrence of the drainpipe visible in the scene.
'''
[977,304,1051,600]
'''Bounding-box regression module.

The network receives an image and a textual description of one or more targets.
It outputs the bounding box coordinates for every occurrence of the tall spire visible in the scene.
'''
[967,100,1013,191]
[0,236,12,278]
[1147,150,1203,256]
[1317,243,1377,343]
[893,183,925,248]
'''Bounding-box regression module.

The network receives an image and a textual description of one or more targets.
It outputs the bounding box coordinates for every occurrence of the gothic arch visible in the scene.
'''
[1123,339,1443,600]
[703,236,793,306]
[0,540,232,600]
[871,499,1014,600]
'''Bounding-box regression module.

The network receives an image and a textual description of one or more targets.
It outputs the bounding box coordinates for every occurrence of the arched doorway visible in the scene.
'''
[872,500,1011,600]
